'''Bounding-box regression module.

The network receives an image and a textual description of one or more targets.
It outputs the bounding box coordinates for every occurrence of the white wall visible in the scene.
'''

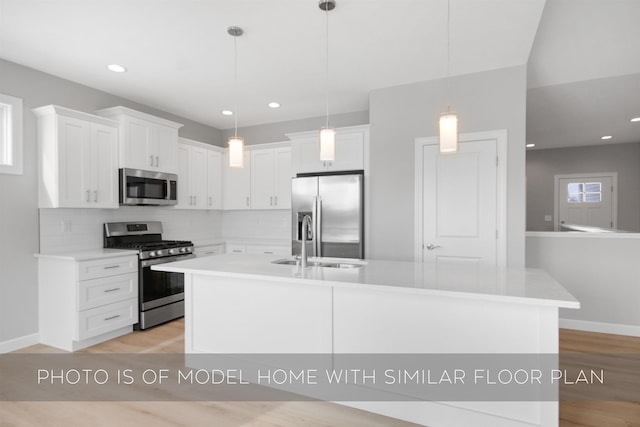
[526,233,640,336]
[220,111,369,146]
[0,58,221,347]
[368,66,528,265]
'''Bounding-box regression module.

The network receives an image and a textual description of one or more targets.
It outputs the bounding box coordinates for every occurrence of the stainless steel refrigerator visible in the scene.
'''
[291,172,364,259]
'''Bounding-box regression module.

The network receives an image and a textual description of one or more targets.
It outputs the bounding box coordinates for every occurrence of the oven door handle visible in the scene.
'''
[140,253,195,268]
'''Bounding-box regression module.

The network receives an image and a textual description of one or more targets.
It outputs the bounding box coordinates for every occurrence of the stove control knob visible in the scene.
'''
[169,248,176,255]
[179,247,186,253]
[186,247,192,252]
[156,250,164,256]
[149,251,156,257]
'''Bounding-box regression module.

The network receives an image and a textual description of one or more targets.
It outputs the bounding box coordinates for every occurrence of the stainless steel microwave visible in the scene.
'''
[119,168,178,206]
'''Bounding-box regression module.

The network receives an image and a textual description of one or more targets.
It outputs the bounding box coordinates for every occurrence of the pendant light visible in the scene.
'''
[227,26,244,168]
[439,0,458,153]
[319,0,336,162]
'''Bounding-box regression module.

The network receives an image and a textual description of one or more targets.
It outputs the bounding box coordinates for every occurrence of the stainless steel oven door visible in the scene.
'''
[139,253,195,311]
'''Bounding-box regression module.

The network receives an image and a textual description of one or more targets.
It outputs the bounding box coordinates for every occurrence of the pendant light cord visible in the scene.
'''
[325,4,330,129]
[446,0,451,113]
[233,34,238,139]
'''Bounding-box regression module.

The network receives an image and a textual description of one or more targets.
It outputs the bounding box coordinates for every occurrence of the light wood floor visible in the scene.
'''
[2,323,639,427]
[558,329,640,427]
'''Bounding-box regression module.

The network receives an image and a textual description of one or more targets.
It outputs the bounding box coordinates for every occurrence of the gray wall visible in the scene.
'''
[220,110,369,145]
[0,59,221,345]
[526,143,640,232]
[368,65,528,266]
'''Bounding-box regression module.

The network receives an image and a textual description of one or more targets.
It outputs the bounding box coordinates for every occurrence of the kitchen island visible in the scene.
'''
[154,253,579,427]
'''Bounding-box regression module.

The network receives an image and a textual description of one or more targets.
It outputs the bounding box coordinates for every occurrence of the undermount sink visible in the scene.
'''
[271,258,364,269]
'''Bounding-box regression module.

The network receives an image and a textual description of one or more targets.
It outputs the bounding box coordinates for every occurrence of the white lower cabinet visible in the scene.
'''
[38,253,139,352]
[225,243,290,255]
[194,244,225,257]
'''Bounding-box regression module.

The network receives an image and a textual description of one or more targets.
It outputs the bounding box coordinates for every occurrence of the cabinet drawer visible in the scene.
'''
[226,244,246,254]
[77,298,138,341]
[78,273,138,311]
[245,245,290,255]
[196,244,225,257]
[78,256,137,281]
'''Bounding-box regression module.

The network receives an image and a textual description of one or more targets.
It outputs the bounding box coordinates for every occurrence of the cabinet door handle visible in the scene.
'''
[270,196,273,206]
[209,196,212,206]
[149,155,154,166]
[93,190,98,202]
[246,197,250,207]
[103,265,120,270]
[85,190,91,202]
[155,156,159,167]
[194,195,197,205]
[103,287,121,293]
[104,315,121,321]
[274,196,278,206]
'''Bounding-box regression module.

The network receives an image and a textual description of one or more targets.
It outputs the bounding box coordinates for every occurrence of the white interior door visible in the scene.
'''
[555,173,616,230]
[416,131,506,267]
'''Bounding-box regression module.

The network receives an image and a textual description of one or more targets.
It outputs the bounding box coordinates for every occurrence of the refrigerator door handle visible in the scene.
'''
[316,196,323,257]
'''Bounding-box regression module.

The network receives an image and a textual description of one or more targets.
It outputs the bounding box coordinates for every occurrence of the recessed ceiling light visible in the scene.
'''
[601,135,613,140]
[526,143,535,148]
[221,110,233,116]
[268,102,281,109]
[107,64,127,73]
[631,117,640,122]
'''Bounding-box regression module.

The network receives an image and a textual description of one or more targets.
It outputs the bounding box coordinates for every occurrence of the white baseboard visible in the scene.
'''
[560,318,640,337]
[0,333,40,354]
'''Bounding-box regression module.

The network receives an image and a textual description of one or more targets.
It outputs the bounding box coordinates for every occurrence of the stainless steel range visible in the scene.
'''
[103,221,194,330]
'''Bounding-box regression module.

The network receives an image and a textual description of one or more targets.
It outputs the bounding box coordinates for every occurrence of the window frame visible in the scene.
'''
[0,93,24,175]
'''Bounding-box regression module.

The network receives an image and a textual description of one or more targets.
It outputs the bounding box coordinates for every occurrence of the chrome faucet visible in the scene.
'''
[300,214,313,268]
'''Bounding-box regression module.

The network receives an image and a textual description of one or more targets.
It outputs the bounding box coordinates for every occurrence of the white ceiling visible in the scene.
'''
[0,0,545,129]
[526,0,640,149]
[1,0,639,148]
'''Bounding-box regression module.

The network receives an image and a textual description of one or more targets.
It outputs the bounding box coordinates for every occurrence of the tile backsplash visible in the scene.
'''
[38,207,290,253]
[39,207,223,253]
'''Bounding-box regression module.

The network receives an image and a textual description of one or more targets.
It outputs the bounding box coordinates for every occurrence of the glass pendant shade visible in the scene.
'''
[439,112,458,153]
[228,136,244,168]
[319,128,336,161]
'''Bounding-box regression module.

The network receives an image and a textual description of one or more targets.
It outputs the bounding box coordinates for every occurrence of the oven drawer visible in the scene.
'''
[78,255,138,281]
[76,298,138,341]
[78,273,138,311]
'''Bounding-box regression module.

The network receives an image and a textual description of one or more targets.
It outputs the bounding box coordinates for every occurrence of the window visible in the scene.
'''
[567,182,602,203]
[0,93,23,175]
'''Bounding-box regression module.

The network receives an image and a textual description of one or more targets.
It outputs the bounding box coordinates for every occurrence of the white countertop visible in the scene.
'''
[153,253,580,309]
[35,248,138,261]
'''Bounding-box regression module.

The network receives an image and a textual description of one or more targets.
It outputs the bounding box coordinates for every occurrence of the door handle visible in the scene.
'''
[155,156,159,167]
[425,244,441,251]
[93,190,98,202]
[149,155,154,166]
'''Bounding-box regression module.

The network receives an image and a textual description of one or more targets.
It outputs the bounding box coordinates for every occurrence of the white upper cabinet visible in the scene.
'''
[223,150,252,210]
[207,150,223,209]
[224,144,291,210]
[95,106,183,174]
[274,147,292,209]
[34,105,119,209]
[250,148,276,209]
[288,125,369,175]
[176,138,223,210]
